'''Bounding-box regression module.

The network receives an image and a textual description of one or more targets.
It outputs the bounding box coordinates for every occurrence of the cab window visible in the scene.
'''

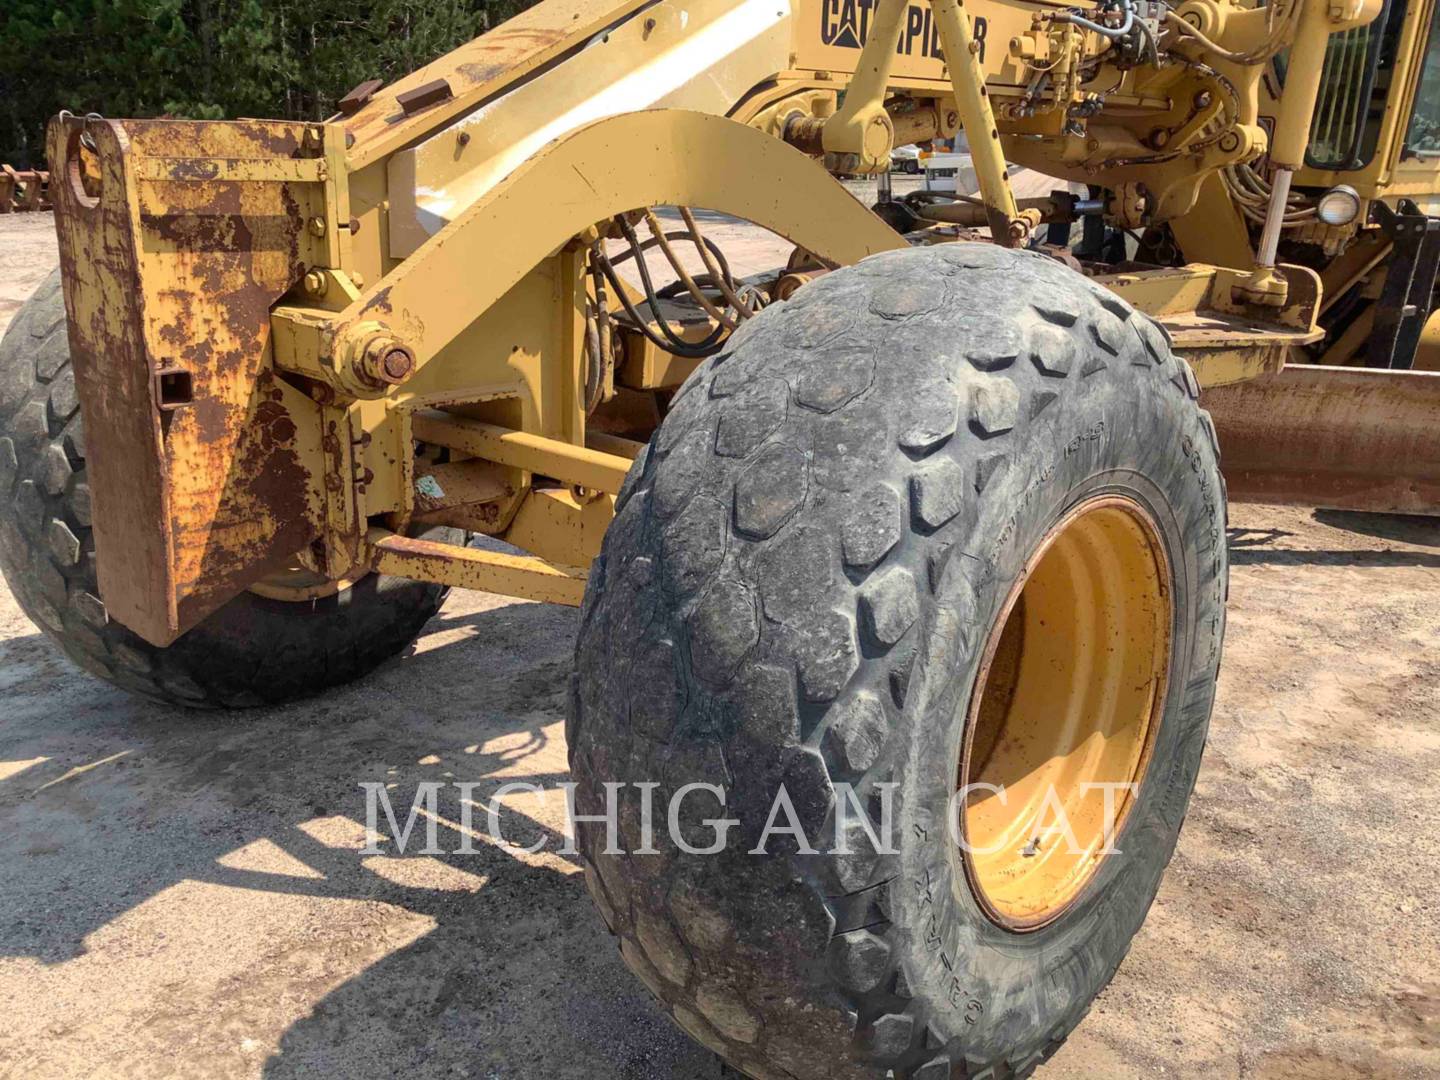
[1405,7,1440,155]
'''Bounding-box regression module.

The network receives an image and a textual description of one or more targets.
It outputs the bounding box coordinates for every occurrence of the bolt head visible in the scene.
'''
[381,348,414,382]
[353,335,416,389]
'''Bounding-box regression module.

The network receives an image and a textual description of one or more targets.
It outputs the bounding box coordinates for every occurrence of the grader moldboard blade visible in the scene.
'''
[1203,364,1440,515]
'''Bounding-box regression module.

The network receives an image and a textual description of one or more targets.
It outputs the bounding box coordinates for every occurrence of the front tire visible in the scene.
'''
[0,271,451,708]
[570,244,1227,1078]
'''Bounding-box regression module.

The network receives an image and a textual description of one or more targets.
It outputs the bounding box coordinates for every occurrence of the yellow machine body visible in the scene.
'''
[44,0,1440,645]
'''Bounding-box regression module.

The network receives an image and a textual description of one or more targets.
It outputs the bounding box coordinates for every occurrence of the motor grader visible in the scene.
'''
[2,0,1438,1073]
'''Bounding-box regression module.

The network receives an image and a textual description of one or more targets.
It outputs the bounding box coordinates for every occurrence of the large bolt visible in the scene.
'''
[383,350,412,380]
[353,334,416,388]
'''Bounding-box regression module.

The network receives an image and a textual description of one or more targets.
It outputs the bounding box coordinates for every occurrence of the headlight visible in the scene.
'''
[1316,185,1362,227]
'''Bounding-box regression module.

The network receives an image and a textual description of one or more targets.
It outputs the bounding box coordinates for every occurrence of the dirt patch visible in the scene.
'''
[0,214,59,329]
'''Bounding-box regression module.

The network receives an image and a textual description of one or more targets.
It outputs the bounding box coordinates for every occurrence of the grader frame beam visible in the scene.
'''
[45,0,1433,649]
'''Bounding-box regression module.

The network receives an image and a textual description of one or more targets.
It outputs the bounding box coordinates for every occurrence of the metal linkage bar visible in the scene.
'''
[368,530,587,605]
[931,0,1029,245]
[411,410,634,495]
[819,0,1031,244]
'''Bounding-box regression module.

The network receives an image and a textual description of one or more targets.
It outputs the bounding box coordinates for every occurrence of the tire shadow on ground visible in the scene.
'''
[0,593,715,1078]
[1226,512,1440,566]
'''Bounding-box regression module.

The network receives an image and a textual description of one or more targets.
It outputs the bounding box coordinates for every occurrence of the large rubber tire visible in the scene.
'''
[569,244,1227,1079]
[0,271,450,708]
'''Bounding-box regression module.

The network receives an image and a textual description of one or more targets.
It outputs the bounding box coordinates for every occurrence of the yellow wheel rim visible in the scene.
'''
[958,495,1172,932]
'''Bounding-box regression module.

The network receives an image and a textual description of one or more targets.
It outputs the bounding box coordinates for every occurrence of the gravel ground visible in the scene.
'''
[0,212,1436,1080]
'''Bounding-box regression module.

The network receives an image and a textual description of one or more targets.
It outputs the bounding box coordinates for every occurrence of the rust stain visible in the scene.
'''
[456,61,509,83]
[364,284,394,316]
[167,159,221,181]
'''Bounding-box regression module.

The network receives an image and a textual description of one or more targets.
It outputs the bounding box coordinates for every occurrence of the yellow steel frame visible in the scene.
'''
[48,0,1375,646]
[284,111,904,387]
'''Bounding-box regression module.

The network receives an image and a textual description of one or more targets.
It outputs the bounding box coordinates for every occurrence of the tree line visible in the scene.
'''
[0,0,538,167]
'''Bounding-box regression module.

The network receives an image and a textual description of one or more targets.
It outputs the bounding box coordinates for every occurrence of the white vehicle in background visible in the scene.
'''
[921,150,973,193]
[891,143,922,173]
[915,133,971,192]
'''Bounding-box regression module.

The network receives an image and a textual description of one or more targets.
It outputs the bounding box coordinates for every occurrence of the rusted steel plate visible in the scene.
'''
[337,78,385,116]
[48,116,327,645]
[1202,365,1440,515]
[396,78,454,116]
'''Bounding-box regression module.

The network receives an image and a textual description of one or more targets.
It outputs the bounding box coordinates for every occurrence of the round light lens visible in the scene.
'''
[1316,185,1362,227]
